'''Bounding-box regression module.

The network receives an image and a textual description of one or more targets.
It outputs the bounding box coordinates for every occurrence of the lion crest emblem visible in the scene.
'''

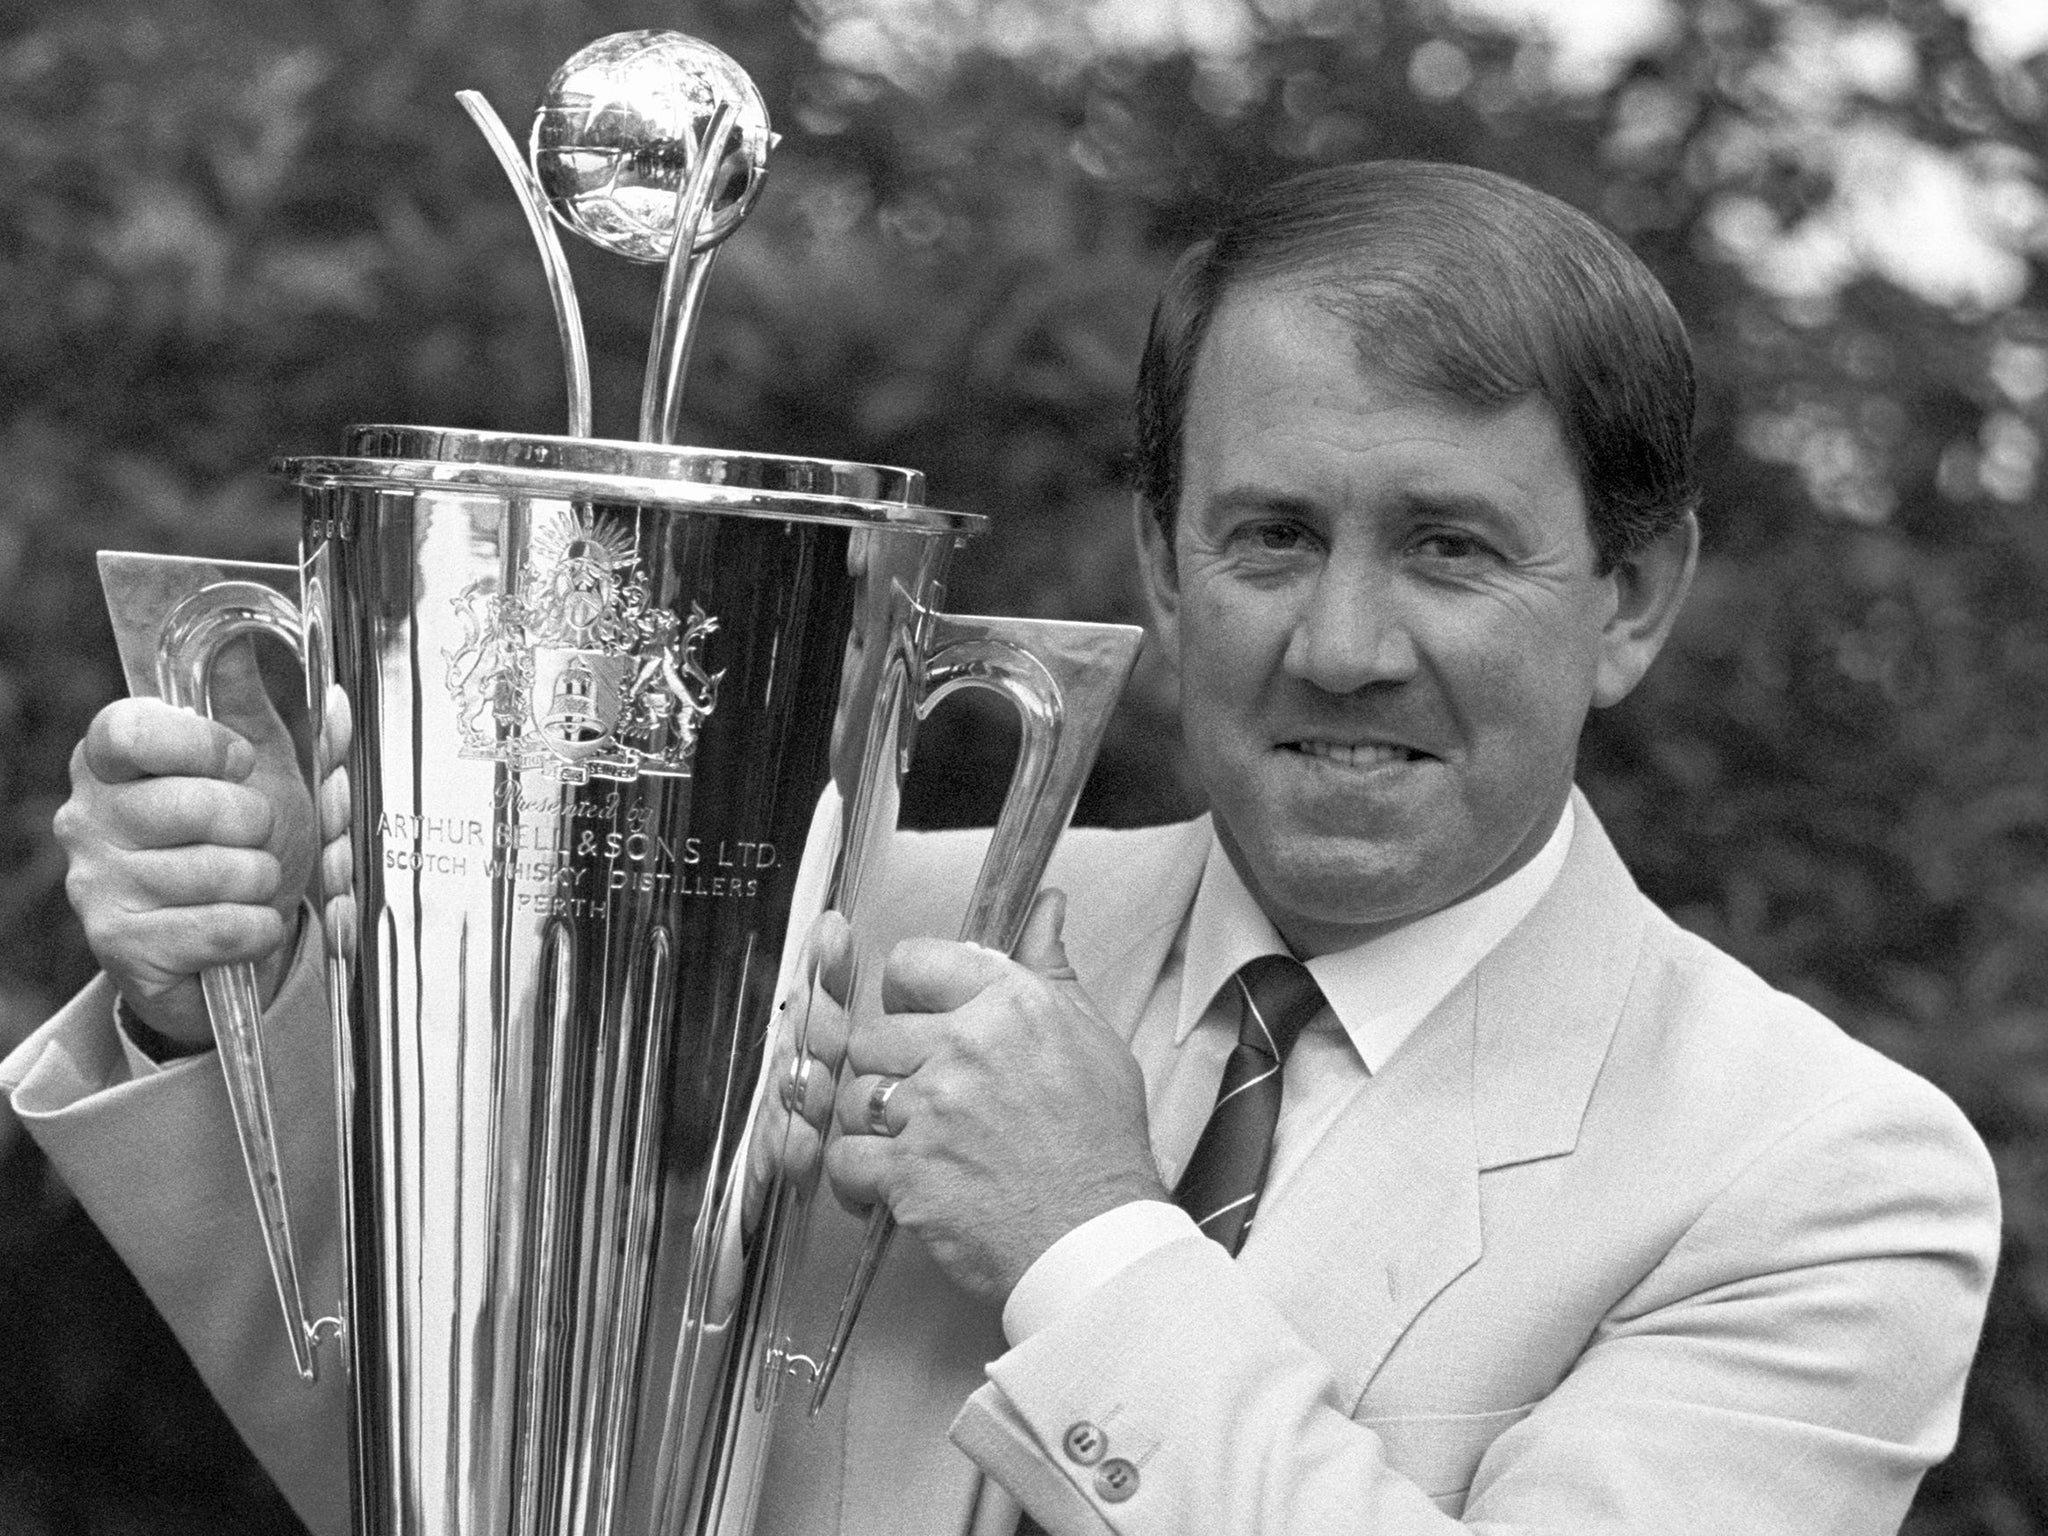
[446,510,724,782]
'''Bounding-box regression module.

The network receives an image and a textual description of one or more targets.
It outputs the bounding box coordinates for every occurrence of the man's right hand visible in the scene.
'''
[54,656,318,1051]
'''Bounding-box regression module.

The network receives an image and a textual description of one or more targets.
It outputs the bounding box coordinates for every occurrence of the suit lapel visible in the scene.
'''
[1243,793,1648,1409]
[1469,799,1647,1172]
[1059,817,1215,1040]
[1242,983,1482,1412]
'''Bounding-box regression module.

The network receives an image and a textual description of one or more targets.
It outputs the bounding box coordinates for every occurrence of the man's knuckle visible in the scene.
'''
[100,706,141,764]
[66,745,99,801]
[244,790,280,844]
[51,797,87,850]
[200,907,277,963]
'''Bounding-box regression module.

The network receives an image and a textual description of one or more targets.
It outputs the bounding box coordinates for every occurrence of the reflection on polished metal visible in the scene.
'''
[529,32,771,264]
[133,27,1144,1536]
[529,33,772,440]
[456,91,591,436]
[151,420,1138,1536]
[460,30,774,446]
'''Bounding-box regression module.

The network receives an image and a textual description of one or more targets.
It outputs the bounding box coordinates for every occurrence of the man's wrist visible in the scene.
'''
[112,993,215,1064]
[107,905,311,1069]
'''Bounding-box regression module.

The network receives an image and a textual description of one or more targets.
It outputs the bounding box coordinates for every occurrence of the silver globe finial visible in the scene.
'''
[458,31,774,444]
[530,30,772,265]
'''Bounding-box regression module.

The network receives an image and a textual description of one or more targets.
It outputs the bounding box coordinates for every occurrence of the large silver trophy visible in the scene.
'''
[109,31,1140,1536]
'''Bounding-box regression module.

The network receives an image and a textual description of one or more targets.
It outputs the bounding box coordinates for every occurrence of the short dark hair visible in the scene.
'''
[1132,161,1698,572]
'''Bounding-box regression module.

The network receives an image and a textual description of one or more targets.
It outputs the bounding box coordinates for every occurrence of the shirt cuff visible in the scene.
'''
[1001,1200,1202,1347]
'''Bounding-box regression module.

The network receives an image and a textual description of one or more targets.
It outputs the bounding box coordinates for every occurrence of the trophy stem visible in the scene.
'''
[457,90,594,437]
[639,101,738,445]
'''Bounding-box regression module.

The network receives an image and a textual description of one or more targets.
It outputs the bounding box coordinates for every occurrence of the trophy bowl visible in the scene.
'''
[115,31,1142,1536]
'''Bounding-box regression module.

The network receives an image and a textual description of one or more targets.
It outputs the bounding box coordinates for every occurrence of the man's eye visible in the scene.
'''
[1243,521,1308,552]
[1416,530,1490,561]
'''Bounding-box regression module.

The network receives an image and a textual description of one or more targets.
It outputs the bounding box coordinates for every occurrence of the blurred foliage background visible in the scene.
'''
[1,0,2045,1529]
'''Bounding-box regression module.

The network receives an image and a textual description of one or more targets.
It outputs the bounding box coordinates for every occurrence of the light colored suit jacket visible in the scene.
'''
[4,797,2001,1536]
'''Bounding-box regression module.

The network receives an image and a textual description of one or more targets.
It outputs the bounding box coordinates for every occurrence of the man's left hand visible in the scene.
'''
[825,889,1168,1304]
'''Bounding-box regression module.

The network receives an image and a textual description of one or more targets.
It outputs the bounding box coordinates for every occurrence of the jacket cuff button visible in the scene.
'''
[1093,1457,1139,1503]
[1062,1421,1106,1466]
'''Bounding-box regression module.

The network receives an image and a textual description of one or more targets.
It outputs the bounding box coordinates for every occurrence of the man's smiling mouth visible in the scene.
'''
[1285,740,1428,767]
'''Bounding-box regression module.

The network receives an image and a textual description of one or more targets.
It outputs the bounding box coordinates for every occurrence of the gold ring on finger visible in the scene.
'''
[866,1075,904,1138]
[780,1052,820,1115]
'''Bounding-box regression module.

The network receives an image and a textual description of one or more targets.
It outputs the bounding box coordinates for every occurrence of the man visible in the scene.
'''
[5,162,2000,1535]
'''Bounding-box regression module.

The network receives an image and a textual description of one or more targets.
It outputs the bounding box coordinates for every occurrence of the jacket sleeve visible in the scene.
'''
[949,1078,2000,1536]
[1,946,351,1536]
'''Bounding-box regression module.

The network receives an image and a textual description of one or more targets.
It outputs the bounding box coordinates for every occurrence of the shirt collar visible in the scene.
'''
[1176,800,1578,1072]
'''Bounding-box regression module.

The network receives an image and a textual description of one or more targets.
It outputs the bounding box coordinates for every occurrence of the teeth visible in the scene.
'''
[1294,741,1411,767]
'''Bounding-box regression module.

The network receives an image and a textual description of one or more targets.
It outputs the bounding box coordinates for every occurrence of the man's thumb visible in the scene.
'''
[1014,887,1078,981]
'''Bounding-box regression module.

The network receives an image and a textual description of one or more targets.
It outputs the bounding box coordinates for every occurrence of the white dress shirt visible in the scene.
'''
[1003,801,1576,1345]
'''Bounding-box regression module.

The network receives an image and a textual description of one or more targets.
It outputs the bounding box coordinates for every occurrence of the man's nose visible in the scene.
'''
[1281,557,1419,694]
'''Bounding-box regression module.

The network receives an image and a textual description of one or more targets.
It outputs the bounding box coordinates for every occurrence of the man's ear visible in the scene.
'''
[1593,510,1698,709]
[1133,494,1181,655]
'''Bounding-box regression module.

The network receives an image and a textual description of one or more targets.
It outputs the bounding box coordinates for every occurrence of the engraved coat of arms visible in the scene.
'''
[446,510,723,782]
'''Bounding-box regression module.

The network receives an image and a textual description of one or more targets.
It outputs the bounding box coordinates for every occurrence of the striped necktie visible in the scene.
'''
[1173,954,1326,1255]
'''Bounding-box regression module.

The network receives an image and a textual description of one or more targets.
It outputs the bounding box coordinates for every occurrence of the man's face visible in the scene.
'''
[1141,282,1687,956]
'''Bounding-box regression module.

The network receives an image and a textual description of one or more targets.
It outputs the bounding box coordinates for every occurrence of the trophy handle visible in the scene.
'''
[808,613,1143,1412]
[156,579,339,1384]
